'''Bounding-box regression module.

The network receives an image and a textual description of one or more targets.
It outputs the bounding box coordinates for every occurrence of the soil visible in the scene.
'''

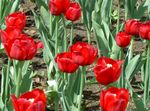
[0,0,147,111]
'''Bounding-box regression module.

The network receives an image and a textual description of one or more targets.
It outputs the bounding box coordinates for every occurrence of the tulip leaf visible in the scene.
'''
[0,66,7,109]
[20,71,33,94]
[125,55,142,80]
[132,93,147,111]
[127,0,147,19]
[92,9,109,54]
[33,11,57,69]
[40,6,51,30]
[101,0,112,23]
[35,0,48,9]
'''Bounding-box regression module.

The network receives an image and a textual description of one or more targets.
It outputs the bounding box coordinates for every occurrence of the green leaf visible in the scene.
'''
[132,93,147,111]
[20,71,33,94]
[125,55,142,80]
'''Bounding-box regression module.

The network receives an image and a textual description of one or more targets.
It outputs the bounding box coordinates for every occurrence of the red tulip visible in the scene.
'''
[5,12,26,30]
[115,31,131,48]
[100,87,129,111]
[124,19,141,36]
[94,57,122,85]
[5,28,22,40]
[65,2,81,21]
[11,89,46,111]
[139,21,150,40]
[70,42,98,66]
[0,30,43,60]
[49,0,70,16]
[55,52,79,73]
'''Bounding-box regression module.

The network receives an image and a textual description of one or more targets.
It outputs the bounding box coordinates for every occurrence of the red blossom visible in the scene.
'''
[94,57,122,85]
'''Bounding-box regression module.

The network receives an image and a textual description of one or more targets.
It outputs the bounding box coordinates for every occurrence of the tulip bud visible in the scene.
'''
[139,21,150,40]
[116,31,131,48]
[5,12,26,30]
[49,0,70,16]
[70,42,98,66]
[55,52,79,73]
[124,19,141,36]
[65,2,81,21]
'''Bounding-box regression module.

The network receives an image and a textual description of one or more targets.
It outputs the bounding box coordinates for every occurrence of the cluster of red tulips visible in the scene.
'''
[0,12,47,111]
[55,41,129,111]
[55,42,98,73]
[0,12,43,61]
[49,0,130,110]
[116,19,150,48]
[49,0,81,21]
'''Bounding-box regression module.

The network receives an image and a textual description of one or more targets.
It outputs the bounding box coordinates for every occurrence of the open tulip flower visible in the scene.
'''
[70,42,98,66]
[94,57,122,85]
[55,52,79,73]
[0,30,43,60]
[139,21,150,40]
[11,89,46,111]
[100,87,129,111]
[5,12,26,30]
[115,31,131,48]
[124,19,141,36]
[49,0,70,16]
[65,2,81,22]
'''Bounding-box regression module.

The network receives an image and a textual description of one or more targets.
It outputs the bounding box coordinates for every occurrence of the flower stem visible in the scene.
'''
[15,61,23,97]
[70,23,74,46]
[50,14,52,36]
[5,58,11,99]
[128,37,134,61]
[87,29,91,44]
[116,0,120,33]
[125,0,128,20]
[62,15,67,51]
[55,17,59,56]
[78,66,86,111]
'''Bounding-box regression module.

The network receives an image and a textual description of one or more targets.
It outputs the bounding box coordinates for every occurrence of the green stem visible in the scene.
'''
[78,67,86,111]
[55,17,59,56]
[5,58,11,99]
[70,23,74,46]
[125,0,128,20]
[62,15,67,51]
[128,37,134,61]
[50,14,52,36]
[116,0,120,33]
[119,48,124,60]
[15,61,23,97]
[87,29,91,43]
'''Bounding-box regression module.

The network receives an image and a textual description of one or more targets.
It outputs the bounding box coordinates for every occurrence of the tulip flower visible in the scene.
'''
[55,52,79,73]
[11,89,46,111]
[49,0,70,16]
[139,21,150,40]
[100,87,129,111]
[0,30,43,60]
[124,19,141,36]
[70,42,98,66]
[94,57,122,85]
[115,31,131,48]
[4,28,22,41]
[65,2,81,21]
[5,12,26,30]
